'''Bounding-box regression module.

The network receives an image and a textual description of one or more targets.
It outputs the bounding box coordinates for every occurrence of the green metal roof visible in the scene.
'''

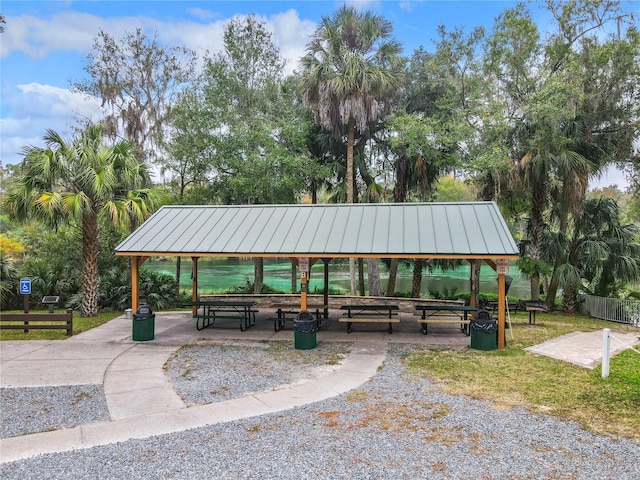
[115,202,519,258]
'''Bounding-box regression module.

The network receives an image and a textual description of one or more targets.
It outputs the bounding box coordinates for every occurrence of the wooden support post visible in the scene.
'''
[300,271,308,311]
[497,273,506,349]
[131,256,149,313]
[132,257,139,313]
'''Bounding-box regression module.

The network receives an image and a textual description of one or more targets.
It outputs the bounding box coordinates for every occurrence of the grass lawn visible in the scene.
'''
[404,312,640,441]
[0,309,121,340]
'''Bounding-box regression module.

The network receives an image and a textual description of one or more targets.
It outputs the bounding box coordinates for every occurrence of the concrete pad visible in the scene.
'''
[15,342,130,360]
[0,359,113,387]
[525,331,639,369]
[0,341,51,361]
[105,387,185,420]
[103,343,185,419]
[0,340,387,462]
[106,344,179,372]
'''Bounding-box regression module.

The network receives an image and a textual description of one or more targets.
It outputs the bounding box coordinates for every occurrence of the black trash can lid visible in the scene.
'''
[295,311,315,322]
[136,304,153,315]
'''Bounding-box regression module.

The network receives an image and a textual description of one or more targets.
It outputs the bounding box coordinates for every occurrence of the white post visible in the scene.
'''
[602,328,611,378]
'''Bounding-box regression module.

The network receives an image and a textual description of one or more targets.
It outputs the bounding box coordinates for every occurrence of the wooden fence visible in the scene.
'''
[0,309,74,336]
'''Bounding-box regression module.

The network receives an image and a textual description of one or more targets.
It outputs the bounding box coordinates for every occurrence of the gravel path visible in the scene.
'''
[1,342,639,479]
[0,385,108,439]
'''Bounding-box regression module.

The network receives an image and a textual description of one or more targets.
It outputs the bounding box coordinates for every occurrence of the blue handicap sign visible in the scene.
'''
[20,278,31,295]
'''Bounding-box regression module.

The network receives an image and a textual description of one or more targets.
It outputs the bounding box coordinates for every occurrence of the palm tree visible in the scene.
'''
[300,5,403,203]
[3,125,157,316]
[549,197,640,312]
[299,5,403,294]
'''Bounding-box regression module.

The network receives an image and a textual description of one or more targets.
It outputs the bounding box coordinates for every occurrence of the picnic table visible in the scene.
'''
[183,300,257,331]
[414,304,478,335]
[266,302,327,332]
[338,304,400,334]
[486,301,519,314]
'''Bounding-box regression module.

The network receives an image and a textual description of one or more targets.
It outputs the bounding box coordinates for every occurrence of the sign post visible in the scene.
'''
[298,258,309,311]
[496,259,510,275]
[20,278,31,314]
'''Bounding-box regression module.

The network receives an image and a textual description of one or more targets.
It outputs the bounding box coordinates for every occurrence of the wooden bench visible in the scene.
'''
[414,304,477,335]
[339,304,400,334]
[0,309,73,336]
[338,316,400,334]
[413,313,471,335]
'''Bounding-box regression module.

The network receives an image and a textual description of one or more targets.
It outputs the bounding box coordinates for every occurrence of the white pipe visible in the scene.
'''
[602,328,611,378]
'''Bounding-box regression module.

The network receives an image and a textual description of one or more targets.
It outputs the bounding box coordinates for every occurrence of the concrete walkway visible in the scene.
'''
[0,313,389,462]
[525,330,639,369]
[1,311,638,463]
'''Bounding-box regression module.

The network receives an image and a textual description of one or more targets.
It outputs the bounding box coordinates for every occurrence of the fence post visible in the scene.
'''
[602,328,611,378]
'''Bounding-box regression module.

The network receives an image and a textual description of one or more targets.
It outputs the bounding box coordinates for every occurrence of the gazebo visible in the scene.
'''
[115,202,519,348]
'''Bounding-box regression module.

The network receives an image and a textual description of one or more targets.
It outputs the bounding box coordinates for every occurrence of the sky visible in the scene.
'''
[0,0,636,189]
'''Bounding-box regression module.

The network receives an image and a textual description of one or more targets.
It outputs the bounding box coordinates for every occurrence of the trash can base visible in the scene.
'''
[294,331,317,350]
[132,313,155,341]
[470,330,497,350]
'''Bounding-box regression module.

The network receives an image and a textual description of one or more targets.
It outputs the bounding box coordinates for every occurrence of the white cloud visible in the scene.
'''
[0,12,102,58]
[268,9,318,74]
[1,8,319,165]
[1,83,104,165]
[186,7,221,22]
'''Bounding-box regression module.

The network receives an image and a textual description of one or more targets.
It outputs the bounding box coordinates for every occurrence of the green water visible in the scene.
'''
[144,257,530,298]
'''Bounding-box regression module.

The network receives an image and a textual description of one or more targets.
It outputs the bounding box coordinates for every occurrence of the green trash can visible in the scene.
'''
[294,311,317,350]
[470,314,497,351]
[132,303,155,341]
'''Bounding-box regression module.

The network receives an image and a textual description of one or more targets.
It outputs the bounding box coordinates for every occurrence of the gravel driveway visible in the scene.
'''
[1,341,638,479]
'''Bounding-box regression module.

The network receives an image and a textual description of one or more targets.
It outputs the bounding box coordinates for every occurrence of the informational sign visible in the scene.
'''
[496,259,509,275]
[19,278,31,295]
[298,257,309,273]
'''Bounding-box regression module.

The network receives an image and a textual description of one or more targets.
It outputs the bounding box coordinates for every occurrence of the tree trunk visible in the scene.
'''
[528,180,546,301]
[386,258,398,296]
[546,268,560,310]
[358,258,365,296]
[412,259,424,298]
[562,282,578,313]
[175,257,182,296]
[81,214,100,317]
[291,262,297,294]
[347,117,356,296]
[469,260,480,307]
[368,259,381,296]
[349,259,357,295]
[347,117,355,204]
[253,257,263,294]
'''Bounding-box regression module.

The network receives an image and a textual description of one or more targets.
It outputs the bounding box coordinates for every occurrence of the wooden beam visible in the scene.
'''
[131,256,140,312]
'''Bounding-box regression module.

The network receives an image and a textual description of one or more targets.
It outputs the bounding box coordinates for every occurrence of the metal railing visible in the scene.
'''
[583,295,640,326]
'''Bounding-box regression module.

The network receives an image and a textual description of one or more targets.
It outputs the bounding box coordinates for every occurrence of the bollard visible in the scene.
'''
[602,328,610,378]
[125,308,132,320]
